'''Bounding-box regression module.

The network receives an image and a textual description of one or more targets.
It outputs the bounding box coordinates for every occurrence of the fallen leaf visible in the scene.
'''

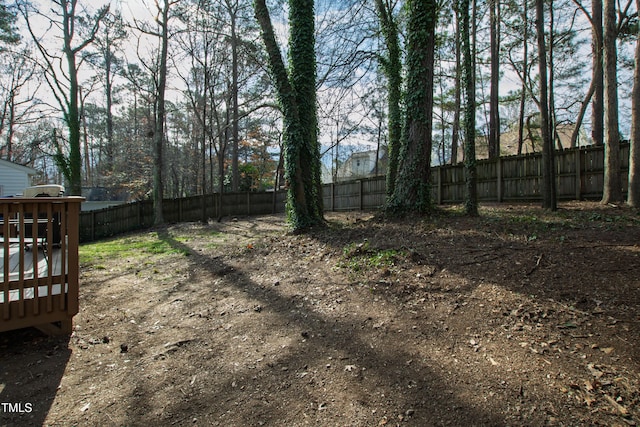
[584,380,596,392]
[601,347,614,355]
[557,322,577,329]
[604,394,629,416]
[587,363,604,379]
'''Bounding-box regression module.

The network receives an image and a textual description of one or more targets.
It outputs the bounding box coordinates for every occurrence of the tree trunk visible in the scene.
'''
[375,0,402,196]
[570,80,595,148]
[229,1,240,192]
[452,7,461,164]
[548,0,561,151]
[254,0,323,230]
[386,0,437,213]
[592,0,604,146]
[105,35,115,176]
[80,87,92,186]
[153,0,170,225]
[627,0,640,207]
[601,0,622,203]
[63,1,82,196]
[517,0,528,156]
[537,0,557,210]
[461,0,478,215]
[290,0,323,224]
[488,0,500,159]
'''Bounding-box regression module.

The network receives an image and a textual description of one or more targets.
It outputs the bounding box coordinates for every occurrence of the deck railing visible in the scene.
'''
[0,197,83,334]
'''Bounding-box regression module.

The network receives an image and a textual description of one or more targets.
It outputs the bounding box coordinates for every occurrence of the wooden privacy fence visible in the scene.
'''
[325,143,629,210]
[80,143,628,242]
[80,191,288,242]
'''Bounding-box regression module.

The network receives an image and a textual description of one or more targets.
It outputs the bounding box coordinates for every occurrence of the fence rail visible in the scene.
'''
[80,144,628,242]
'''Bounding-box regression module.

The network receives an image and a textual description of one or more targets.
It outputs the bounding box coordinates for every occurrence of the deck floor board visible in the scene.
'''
[1,242,64,281]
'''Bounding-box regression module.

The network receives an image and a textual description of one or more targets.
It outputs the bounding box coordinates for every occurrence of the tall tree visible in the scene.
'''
[375,0,402,197]
[461,0,478,215]
[225,0,242,192]
[0,49,40,162]
[134,0,179,224]
[255,0,323,230]
[488,0,501,159]
[537,0,557,210]
[91,11,127,181]
[601,0,623,203]
[451,4,462,164]
[20,0,109,195]
[568,0,603,148]
[592,0,604,146]
[627,0,639,207]
[387,0,438,213]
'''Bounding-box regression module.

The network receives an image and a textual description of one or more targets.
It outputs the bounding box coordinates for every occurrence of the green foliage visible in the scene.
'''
[79,232,190,266]
[338,241,404,274]
[0,1,20,46]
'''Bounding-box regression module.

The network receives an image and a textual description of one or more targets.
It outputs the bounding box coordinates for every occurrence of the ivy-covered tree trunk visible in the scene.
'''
[254,0,323,230]
[290,0,323,226]
[387,0,437,213]
[375,0,402,197]
[627,0,640,208]
[63,45,83,196]
[461,0,478,216]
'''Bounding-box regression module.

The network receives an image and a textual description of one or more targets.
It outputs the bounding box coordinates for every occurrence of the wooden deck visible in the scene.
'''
[1,197,83,334]
[1,242,65,303]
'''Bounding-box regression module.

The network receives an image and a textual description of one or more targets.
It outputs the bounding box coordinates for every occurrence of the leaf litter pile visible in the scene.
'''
[1,202,639,426]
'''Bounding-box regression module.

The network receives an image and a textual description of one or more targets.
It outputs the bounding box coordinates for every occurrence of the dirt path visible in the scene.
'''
[1,202,639,426]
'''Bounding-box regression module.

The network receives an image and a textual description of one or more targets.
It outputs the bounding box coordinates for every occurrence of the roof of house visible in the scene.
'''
[0,158,37,175]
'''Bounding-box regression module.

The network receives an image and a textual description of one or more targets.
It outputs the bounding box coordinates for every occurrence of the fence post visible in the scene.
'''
[575,148,582,200]
[247,192,251,216]
[331,183,335,211]
[437,167,442,205]
[497,158,503,203]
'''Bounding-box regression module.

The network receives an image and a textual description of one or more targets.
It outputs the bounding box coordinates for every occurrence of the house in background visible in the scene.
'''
[333,148,388,182]
[455,123,589,163]
[0,159,37,196]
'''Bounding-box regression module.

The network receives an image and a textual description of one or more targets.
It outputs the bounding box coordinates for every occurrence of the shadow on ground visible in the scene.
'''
[0,328,71,426]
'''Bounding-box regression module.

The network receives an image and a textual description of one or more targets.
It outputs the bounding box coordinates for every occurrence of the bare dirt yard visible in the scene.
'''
[1,202,639,426]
